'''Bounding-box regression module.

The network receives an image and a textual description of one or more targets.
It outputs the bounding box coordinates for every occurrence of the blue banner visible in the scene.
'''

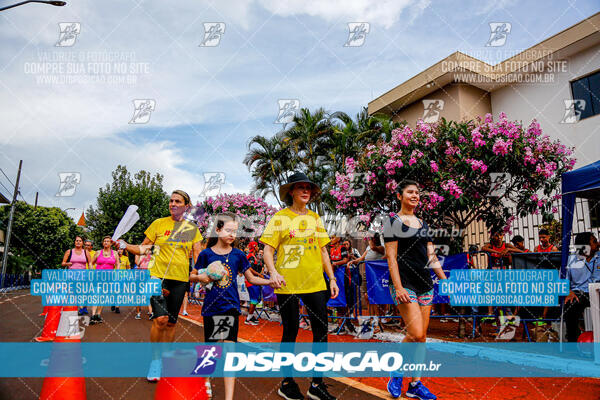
[366,254,469,305]
[439,269,569,306]
[431,252,469,304]
[365,260,394,305]
[2,342,598,378]
[326,266,346,307]
[30,269,160,306]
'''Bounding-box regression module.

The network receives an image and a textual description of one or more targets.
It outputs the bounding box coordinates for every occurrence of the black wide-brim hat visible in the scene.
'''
[279,172,321,202]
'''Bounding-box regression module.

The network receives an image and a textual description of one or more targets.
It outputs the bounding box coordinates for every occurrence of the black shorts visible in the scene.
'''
[150,278,189,324]
[203,308,240,342]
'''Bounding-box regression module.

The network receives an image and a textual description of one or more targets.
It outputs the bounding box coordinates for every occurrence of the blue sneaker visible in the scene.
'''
[387,373,403,398]
[146,359,161,382]
[406,381,436,400]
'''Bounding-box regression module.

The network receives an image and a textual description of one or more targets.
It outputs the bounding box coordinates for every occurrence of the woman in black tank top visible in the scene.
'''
[383,180,447,400]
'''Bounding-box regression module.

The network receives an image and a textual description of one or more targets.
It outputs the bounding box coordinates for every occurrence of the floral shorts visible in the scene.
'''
[390,285,434,306]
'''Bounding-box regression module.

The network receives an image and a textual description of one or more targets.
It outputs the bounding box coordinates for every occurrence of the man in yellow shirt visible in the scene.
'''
[117,190,202,382]
[118,249,131,269]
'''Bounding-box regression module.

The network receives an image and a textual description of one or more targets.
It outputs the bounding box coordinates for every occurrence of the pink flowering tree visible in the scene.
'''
[331,113,576,250]
[195,193,278,240]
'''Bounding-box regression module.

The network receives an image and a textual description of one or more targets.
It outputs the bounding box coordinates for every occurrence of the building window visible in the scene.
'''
[590,199,600,228]
[570,70,600,121]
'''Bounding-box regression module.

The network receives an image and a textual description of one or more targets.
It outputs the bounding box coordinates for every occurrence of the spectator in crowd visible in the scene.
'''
[482,229,524,269]
[245,241,265,325]
[535,229,559,252]
[482,230,525,323]
[348,234,386,317]
[343,238,360,325]
[511,235,529,252]
[564,232,600,342]
[329,236,355,334]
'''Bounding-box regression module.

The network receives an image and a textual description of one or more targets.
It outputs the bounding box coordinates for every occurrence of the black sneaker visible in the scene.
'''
[307,382,336,400]
[111,306,116,312]
[278,380,304,400]
[115,307,120,314]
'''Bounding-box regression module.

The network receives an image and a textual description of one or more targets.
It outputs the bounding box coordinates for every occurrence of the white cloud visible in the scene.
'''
[256,0,431,29]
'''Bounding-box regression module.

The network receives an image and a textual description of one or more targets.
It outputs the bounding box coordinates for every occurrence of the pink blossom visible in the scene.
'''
[471,127,486,148]
[409,157,417,166]
[465,158,488,173]
[492,138,512,155]
[386,180,398,192]
[430,161,439,173]
[441,180,463,199]
[445,141,460,156]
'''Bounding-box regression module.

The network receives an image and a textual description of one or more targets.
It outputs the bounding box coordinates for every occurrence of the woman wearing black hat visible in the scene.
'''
[260,172,339,400]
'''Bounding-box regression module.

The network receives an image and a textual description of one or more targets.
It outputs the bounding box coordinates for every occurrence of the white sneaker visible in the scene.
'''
[244,316,259,325]
[135,313,141,320]
[147,359,162,382]
[181,311,189,316]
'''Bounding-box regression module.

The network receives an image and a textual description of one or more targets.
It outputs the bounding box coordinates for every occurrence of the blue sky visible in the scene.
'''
[0,0,598,219]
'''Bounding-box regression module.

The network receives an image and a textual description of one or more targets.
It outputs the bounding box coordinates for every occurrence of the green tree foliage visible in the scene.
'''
[0,202,84,273]
[86,165,169,248]
[244,107,400,212]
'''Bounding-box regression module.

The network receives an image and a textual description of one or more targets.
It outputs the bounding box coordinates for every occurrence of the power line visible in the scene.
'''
[0,180,12,196]
[0,168,15,188]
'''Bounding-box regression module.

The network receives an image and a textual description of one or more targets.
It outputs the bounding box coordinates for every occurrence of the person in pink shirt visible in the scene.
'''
[61,236,92,315]
[90,236,120,324]
[61,236,91,270]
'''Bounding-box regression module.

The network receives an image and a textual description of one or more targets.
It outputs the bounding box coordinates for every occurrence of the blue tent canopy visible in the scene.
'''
[560,160,600,277]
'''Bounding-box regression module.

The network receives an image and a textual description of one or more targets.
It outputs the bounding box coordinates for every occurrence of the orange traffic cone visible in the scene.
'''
[35,306,62,342]
[154,349,209,400]
[39,306,86,400]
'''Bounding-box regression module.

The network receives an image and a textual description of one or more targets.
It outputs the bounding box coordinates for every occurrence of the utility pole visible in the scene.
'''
[1,160,22,289]
[34,192,38,209]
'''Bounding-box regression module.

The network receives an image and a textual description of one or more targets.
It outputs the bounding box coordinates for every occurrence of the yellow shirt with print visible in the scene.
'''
[145,217,202,282]
[260,208,330,294]
[119,255,130,270]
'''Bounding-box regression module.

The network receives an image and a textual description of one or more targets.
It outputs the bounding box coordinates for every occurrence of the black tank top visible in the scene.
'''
[383,216,434,294]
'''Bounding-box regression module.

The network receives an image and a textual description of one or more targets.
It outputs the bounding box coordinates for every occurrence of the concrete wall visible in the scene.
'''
[392,83,492,126]
[490,42,600,169]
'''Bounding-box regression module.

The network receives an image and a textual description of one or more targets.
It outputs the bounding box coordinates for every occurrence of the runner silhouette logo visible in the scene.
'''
[208,316,235,341]
[192,345,223,375]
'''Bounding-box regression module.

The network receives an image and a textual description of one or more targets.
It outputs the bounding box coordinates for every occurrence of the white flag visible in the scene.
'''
[112,205,140,241]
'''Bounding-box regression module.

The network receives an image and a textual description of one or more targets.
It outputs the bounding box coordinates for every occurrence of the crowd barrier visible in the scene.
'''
[0,273,30,292]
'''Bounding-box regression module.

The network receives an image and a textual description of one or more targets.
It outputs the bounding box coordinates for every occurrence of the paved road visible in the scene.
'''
[0,290,379,400]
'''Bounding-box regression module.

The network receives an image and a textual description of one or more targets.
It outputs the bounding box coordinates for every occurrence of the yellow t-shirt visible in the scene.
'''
[119,255,130,270]
[87,250,95,269]
[259,208,330,294]
[145,217,202,282]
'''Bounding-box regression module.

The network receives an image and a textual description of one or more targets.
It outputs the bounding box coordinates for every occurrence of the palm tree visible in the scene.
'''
[284,107,332,183]
[244,132,293,207]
